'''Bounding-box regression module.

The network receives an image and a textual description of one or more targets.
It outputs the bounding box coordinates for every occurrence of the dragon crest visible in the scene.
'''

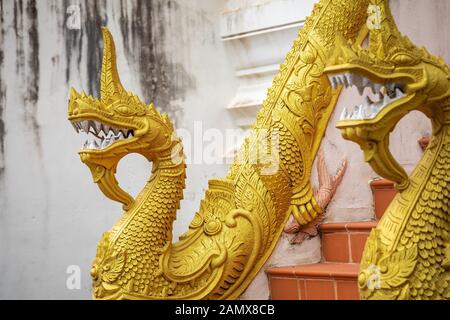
[324,0,450,299]
[68,1,372,299]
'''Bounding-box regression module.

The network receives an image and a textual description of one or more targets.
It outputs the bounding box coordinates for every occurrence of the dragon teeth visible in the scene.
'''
[343,74,352,88]
[332,77,338,89]
[93,121,101,134]
[103,124,111,134]
[388,83,396,92]
[340,107,348,120]
[72,122,80,133]
[346,73,354,87]
[328,75,338,90]
[357,85,365,96]
[373,83,382,94]
[72,119,134,151]
[81,120,89,132]
[330,71,407,122]
[88,121,97,135]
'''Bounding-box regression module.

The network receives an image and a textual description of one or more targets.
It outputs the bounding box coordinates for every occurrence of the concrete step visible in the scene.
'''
[320,221,377,263]
[267,263,360,300]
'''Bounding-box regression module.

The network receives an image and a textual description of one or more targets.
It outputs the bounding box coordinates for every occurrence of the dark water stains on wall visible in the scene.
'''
[118,0,195,126]
[63,0,108,97]
[10,0,41,151]
[13,0,25,77]
[0,0,6,174]
[25,0,40,114]
[25,0,41,151]
[63,0,83,84]
[62,0,195,126]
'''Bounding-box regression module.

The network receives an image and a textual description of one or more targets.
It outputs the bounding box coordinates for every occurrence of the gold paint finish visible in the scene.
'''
[324,0,450,299]
[68,0,370,300]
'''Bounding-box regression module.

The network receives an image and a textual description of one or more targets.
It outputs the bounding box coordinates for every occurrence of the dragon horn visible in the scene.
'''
[100,27,126,102]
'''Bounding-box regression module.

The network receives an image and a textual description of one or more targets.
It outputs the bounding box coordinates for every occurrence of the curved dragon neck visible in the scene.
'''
[92,143,187,298]
[111,145,186,245]
[84,0,371,300]
[359,104,450,300]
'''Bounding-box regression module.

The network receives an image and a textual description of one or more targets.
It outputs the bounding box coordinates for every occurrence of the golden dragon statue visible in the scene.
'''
[67,0,371,299]
[324,0,450,299]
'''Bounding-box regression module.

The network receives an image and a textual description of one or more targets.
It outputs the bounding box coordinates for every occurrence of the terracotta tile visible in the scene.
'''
[350,233,369,263]
[266,266,296,277]
[375,189,397,219]
[322,233,349,263]
[371,179,397,220]
[336,281,360,300]
[320,222,348,232]
[370,179,394,188]
[320,221,377,232]
[344,221,377,231]
[304,279,336,300]
[270,277,299,300]
[292,263,360,279]
[298,279,306,300]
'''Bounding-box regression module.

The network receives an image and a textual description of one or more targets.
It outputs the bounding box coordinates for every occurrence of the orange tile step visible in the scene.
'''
[267,263,360,300]
[370,178,396,220]
[320,221,377,263]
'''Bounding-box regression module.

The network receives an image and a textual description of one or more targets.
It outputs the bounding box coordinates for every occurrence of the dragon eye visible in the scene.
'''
[391,53,417,65]
[115,105,136,116]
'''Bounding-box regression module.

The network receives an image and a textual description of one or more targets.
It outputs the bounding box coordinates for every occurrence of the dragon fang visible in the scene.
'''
[324,0,450,299]
[68,0,371,300]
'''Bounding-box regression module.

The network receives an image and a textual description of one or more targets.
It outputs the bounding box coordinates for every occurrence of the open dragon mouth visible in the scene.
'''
[327,73,406,121]
[71,120,134,151]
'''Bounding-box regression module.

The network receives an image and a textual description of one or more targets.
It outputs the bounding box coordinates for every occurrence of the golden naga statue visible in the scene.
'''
[324,0,450,299]
[67,0,371,299]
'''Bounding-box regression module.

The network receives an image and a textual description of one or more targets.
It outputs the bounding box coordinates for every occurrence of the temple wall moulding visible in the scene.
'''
[220,0,316,129]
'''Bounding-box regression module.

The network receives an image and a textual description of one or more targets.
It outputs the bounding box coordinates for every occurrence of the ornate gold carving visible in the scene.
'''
[358,229,418,300]
[324,0,450,299]
[68,0,370,300]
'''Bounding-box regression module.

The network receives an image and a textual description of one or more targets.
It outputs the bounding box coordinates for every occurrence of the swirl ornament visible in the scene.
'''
[324,0,450,299]
[68,1,371,300]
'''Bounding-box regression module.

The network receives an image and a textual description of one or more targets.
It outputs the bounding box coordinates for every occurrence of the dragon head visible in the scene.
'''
[324,0,450,190]
[68,28,178,209]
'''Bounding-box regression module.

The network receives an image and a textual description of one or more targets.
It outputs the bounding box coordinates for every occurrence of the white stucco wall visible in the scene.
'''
[0,0,237,299]
[0,0,448,300]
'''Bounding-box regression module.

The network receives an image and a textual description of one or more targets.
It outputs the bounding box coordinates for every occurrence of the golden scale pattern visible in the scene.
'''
[400,128,450,299]
[68,0,370,300]
[359,127,450,300]
[323,0,450,300]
